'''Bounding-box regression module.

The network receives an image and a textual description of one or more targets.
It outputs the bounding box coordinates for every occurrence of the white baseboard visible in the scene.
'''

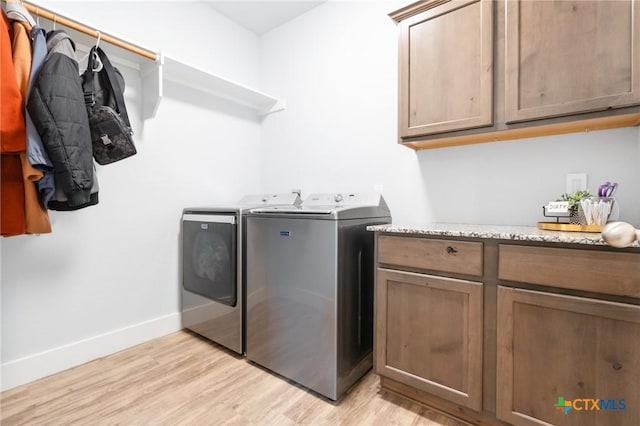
[1,312,182,392]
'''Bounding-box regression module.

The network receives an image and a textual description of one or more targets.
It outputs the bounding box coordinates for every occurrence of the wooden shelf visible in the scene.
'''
[4,1,285,122]
[141,53,285,120]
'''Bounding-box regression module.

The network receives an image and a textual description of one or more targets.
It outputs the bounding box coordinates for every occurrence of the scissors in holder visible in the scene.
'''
[598,182,618,197]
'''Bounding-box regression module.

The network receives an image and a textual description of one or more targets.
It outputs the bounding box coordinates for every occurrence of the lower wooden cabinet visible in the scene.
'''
[496,286,640,426]
[375,268,483,410]
[374,233,640,424]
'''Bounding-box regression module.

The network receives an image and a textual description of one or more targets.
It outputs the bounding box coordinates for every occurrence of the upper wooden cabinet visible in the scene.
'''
[505,0,640,123]
[394,0,494,137]
[391,0,640,150]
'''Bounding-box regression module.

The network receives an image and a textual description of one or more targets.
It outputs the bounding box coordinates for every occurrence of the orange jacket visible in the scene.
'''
[1,11,26,236]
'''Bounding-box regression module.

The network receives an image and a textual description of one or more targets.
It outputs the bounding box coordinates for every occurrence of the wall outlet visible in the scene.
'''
[566,173,587,194]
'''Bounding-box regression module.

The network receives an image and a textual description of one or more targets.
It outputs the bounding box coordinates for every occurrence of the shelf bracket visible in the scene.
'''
[141,54,162,121]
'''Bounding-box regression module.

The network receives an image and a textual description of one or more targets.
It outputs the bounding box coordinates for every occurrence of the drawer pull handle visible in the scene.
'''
[613,362,622,370]
[446,246,458,254]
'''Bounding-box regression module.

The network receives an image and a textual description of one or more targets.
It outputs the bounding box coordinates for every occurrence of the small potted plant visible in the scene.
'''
[558,190,592,224]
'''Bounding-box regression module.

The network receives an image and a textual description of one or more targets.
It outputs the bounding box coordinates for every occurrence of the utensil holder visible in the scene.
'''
[578,197,614,226]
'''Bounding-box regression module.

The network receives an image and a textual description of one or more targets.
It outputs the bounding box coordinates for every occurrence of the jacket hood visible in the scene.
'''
[5,1,36,27]
[45,30,78,62]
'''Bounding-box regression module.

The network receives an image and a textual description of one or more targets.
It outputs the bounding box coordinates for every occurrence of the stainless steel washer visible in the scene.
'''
[181,193,300,354]
[246,193,391,400]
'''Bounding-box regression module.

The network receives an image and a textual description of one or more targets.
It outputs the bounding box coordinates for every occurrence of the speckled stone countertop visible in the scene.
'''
[367,223,640,248]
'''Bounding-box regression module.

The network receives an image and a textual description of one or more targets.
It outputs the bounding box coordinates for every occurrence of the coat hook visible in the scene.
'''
[53,14,57,30]
[92,50,103,72]
[95,30,101,48]
[35,7,40,26]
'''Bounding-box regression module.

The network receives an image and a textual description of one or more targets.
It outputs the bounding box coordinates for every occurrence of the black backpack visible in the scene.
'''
[81,46,136,165]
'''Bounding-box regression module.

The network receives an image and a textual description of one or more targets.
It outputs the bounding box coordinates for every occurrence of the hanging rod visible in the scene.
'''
[2,0,157,61]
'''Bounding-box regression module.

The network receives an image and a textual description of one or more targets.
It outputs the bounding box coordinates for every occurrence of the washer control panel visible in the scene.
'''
[303,193,381,207]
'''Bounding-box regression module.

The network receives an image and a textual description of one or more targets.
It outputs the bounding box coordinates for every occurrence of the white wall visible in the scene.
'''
[417,128,640,226]
[260,1,430,223]
[1,1,264,390]
[260,0,640,227]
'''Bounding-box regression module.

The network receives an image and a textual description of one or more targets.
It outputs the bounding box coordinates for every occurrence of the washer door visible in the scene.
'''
[182,214,237,306]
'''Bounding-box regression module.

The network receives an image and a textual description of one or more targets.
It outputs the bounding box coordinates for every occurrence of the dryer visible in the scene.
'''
[181,193,300,354]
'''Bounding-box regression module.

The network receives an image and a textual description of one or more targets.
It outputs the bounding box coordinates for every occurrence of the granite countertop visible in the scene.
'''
[367,223,640,248]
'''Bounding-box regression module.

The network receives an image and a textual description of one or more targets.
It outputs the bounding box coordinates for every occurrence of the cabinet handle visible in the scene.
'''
[613,362,622,370]
[446,246,458,254]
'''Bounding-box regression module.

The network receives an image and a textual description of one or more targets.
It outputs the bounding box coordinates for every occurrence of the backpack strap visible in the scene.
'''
[94,47,132,129]
[82,46,98,106]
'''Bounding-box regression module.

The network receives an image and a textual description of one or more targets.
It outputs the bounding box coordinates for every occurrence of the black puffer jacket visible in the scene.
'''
[27,30,96,210]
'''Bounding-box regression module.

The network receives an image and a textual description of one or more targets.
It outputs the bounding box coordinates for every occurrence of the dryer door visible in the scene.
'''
[182,214,237,306]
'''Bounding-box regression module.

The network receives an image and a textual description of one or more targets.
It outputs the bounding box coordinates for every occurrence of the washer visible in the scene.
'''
[181,193,300,354]
[245,193,391,400]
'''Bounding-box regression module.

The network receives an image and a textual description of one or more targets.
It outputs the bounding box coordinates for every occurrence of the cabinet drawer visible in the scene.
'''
[499,245,640,298]
[378,235,483,277]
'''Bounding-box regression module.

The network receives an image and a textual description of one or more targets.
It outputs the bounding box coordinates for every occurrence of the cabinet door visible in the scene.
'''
[375,268,483,410]
[505,0,640,123]
[497,286,640,426]
[398,0,493,138]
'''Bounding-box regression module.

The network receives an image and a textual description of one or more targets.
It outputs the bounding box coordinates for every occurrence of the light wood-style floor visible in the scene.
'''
[1,330,469,425]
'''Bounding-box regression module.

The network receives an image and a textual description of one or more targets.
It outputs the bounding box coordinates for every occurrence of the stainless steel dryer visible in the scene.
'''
[245,193,391,400]
[181,193,300,354]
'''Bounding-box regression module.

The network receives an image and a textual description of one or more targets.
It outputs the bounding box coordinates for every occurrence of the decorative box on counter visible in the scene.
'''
[538,199,613,233]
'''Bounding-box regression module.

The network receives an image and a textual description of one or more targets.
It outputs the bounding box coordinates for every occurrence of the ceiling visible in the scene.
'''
[205,1,327,36]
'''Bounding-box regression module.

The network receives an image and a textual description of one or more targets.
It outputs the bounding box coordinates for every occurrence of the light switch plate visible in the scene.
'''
[566,173,587,194]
